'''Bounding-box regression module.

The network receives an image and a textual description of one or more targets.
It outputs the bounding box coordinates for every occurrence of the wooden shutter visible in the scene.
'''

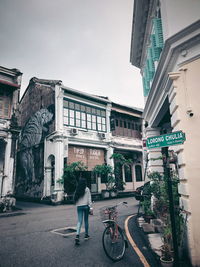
[142,77,150,97]
[153,18,164,48]
[151,34,162,61]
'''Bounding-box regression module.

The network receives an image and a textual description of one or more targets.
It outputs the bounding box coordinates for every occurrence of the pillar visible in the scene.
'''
[145,127,164,175]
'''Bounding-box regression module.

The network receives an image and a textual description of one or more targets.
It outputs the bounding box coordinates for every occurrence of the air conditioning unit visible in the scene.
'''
[98,132,106,139]
[70,128,78,136]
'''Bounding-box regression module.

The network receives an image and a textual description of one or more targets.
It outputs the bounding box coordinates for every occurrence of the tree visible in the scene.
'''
[93,164,115,191]
[110,153,132,190]
[60,161,88,194]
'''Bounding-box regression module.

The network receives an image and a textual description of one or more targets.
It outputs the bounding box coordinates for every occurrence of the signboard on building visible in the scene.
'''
[146,131,186,149]
[68,146,105,170]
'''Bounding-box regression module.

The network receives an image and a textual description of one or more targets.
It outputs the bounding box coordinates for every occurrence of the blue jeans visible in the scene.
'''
[76,205,89,235]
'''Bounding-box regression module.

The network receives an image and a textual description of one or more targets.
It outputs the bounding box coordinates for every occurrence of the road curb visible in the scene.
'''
[125,215,151,267]
[125,214,161,267]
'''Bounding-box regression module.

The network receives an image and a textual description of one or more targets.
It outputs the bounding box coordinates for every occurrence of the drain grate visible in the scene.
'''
[51,226,81,237]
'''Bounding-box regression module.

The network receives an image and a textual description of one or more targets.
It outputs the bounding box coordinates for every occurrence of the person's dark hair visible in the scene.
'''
[73,178,87,203]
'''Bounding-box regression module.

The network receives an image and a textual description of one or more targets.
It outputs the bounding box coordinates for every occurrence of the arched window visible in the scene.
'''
[47,155,55,186]
[51,159,55,186]
[124,165,132,182]
[135,165,142,182]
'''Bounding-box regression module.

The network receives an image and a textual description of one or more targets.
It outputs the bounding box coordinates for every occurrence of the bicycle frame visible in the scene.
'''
[101,201,129,248]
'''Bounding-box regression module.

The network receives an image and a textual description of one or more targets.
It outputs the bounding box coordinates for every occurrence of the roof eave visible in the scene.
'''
[130,0,150,68]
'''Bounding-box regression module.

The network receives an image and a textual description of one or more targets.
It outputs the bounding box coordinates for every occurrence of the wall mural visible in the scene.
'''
[16,105,55,197]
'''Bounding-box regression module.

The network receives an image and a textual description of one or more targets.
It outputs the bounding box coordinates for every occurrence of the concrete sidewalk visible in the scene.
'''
[128,214,192,267]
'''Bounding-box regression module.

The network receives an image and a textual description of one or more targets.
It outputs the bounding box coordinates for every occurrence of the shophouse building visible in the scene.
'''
[130,0,200,265]
[15,77,143,201]
[110,102,143,191]
[0,66,22,196]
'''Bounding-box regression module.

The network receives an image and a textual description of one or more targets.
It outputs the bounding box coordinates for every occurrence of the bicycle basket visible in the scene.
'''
[100,206,117,221]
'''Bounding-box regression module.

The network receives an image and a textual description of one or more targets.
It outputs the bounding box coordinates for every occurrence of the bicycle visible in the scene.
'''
[100,201,129,262]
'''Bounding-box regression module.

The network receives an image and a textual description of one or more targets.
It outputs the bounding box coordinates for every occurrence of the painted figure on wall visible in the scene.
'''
[18,105,55,186]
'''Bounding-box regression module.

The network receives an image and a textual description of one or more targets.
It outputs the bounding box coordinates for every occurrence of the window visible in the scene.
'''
[87,114,92,129]
[51,159,55,186]
[97,116,102,131]
[135,165,143,182]
[92,115,96,130]
[63,98,106,131]
[75,111,81,127]
[101,173,108,183]
[0,91,11,118]
[142,15,164,98]
[116,119,118,127]
[110,117,115,131]
[124,121,127,128]
[69,109,74,126]
[81,113,86,128]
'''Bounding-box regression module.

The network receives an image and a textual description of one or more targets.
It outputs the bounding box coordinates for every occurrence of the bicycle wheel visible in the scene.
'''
[102,224,126,262]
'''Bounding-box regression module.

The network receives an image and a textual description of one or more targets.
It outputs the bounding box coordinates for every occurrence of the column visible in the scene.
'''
[106,146,114,168]
[53,135,64,202]
[3,134,13,195]
[55,85,64,132]
[145,127,164,175]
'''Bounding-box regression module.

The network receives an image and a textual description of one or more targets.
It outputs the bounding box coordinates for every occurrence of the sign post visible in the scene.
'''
[146,131,186,267]
[146,131,185,149]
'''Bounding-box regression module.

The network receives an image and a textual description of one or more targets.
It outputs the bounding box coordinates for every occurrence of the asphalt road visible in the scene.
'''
[0,197,158,267]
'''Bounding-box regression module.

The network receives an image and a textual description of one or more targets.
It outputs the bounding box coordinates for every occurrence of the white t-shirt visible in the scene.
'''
[75,187,92,207]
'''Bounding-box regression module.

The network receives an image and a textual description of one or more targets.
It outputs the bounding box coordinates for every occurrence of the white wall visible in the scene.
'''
[168,58,200,266]
[160,0,200,40]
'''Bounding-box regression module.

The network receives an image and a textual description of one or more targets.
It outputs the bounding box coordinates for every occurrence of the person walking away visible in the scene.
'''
[73,178,92,245]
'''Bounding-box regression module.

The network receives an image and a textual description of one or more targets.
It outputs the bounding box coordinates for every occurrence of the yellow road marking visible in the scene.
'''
[124,215,150,267]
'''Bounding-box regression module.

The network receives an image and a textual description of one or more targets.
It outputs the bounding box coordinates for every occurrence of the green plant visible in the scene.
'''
[61,161,88,194]
[110,153,132,191]
[161,243,173,261]
[148,171,162,181]
[146,157,186,260]
[142,198,153,215]
[93,164,116,191]
[161,224,173,261]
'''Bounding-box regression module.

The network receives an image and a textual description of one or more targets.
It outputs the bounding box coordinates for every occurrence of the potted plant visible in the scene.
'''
[160,224,174,267]
[142,198,155,223]
[160,242,174,267]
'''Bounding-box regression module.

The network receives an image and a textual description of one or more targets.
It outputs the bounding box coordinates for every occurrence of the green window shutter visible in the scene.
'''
[147,48,155,73]
[142,77,150,97]
[147,60,154,80]
[153,18,164,48]
[144,65,150,82]
[151,34,161,61]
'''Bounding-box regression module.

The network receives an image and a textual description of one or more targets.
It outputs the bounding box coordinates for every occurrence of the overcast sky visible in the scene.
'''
[0,0,144,109]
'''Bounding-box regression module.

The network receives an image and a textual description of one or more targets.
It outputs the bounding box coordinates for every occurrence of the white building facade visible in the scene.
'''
[130,0,200,266]
[0,66,22,197]
[16,78,143,201]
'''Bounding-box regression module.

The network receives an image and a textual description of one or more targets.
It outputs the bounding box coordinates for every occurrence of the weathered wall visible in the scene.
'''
[15,80,55,198]
[169,58,200,266]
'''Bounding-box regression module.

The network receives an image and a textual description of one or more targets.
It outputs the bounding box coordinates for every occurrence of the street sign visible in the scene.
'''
[146,131,186,149]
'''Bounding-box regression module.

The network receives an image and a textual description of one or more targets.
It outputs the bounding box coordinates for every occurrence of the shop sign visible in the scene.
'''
[89,149,101,160]
[74,147,85,159]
